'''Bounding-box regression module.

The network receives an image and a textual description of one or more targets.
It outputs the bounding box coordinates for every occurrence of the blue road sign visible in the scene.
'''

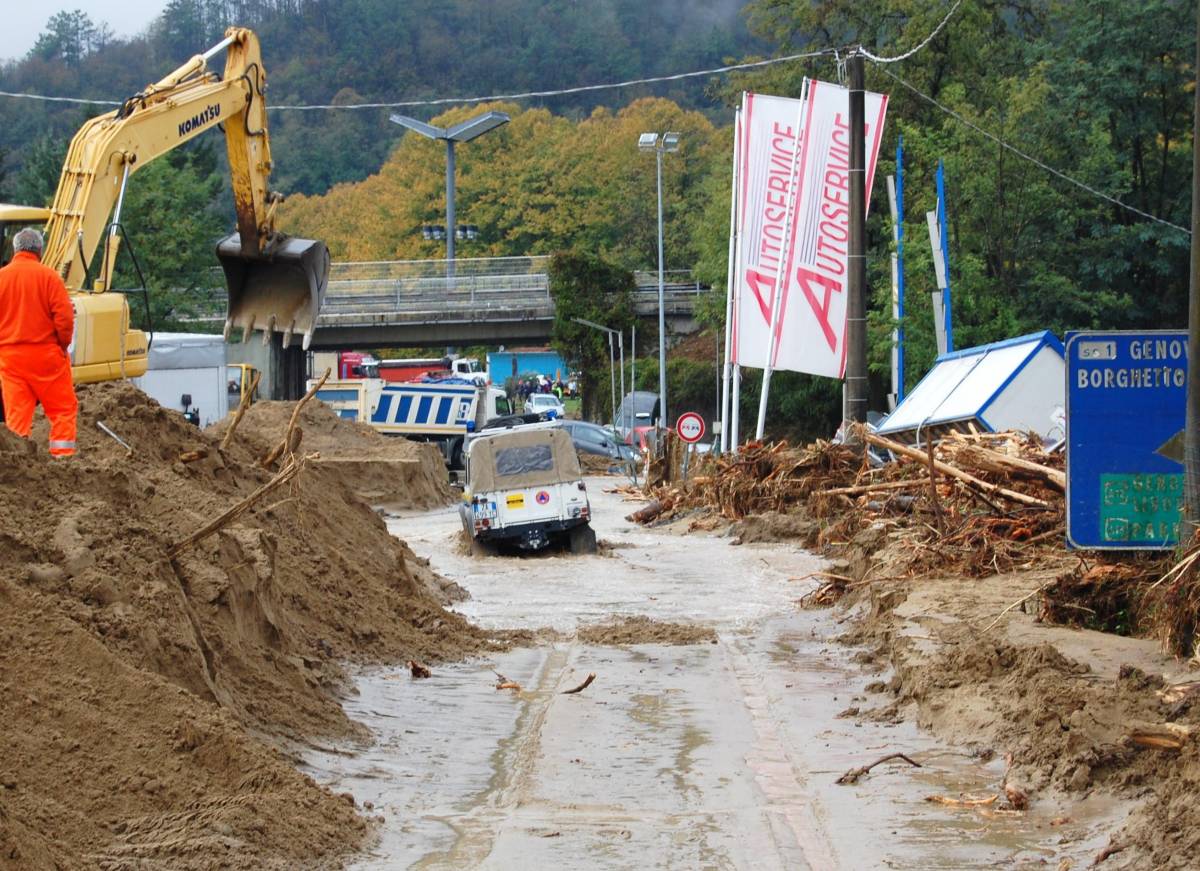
[1066,330,1188,550]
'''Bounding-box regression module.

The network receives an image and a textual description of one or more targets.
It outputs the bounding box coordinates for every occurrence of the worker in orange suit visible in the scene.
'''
[0,228,78,456]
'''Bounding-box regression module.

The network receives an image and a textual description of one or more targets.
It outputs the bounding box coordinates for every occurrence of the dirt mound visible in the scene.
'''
[577,615,717,646]
[209,399,453,508]
[3,381,496,868]
[850,572,1200,871]
[731,511,820,544]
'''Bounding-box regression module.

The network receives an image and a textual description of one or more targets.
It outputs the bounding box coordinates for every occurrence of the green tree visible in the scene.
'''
[12,136,68,208]
[110,149,227,331]
[548,251,636,422]
[31,10,102,67]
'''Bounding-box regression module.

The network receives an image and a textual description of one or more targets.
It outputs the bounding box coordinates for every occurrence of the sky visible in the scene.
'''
[1,1,167,63]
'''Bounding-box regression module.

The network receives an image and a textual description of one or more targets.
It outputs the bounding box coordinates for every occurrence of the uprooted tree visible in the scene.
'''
[548,251,636,422]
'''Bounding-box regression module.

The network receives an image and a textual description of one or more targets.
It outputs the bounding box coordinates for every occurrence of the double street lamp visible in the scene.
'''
[421,224,479,242]
[389,111,510,275]
[571,317,624,433]
[638,131,679,429]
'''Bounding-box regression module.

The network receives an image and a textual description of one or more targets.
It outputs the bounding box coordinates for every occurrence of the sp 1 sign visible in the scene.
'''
[676,412,706,444]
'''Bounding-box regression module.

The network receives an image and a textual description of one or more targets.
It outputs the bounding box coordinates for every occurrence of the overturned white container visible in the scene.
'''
[876,331,1065,445]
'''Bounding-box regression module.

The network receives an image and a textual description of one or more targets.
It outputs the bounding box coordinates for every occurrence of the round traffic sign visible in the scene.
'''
[676,412,706,444]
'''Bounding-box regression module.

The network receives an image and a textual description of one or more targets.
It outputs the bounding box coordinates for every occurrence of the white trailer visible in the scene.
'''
[132,332,229,427]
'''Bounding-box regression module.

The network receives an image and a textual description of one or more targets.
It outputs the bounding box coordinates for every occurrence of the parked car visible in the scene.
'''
[561,420,639,464]
[524,392,565,418]
[460,426,596,553]
[615,390,660,440]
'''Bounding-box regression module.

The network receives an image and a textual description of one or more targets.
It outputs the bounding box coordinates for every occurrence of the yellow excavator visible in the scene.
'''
[0,27,328,385]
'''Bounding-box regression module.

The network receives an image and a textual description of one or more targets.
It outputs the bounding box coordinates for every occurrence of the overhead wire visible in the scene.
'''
[0,88,118,106]
[0,48,840,112]
[268,48,840,109]
[856,0,964,64]
[874,65,1190,235]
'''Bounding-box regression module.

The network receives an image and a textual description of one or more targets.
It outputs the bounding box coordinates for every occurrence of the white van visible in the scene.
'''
[460,427,596,553]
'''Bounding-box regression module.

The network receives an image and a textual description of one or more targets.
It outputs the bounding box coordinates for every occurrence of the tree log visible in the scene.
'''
[863,431,1050,509]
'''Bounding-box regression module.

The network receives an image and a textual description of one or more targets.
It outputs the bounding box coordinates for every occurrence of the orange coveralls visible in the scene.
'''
[0,251,78,455]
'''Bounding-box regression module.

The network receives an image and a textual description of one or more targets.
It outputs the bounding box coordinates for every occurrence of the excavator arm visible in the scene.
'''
[36,27,327,382]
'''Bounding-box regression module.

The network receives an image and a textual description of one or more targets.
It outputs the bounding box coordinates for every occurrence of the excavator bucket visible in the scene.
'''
[217,233,330,350]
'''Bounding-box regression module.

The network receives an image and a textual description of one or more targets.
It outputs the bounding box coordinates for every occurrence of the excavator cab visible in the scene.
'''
[0,205,52,266]
[217,232,330,350]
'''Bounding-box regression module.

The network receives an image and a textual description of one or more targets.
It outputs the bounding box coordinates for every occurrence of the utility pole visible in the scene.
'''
[845,52,869,428]
[1186,1,1200,528]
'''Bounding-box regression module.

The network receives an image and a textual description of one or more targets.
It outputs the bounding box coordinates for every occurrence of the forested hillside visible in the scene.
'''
[0,0,1192,438]
[0,0,760,194]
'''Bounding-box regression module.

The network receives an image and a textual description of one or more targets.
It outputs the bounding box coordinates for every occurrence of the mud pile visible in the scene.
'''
[853,572,1200,870]
[209,399,453,507]
[1,382,493,868]
[578,615,717,646]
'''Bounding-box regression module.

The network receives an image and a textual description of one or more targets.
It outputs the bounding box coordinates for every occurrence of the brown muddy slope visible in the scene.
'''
[209,398,453,508]
[1,381,493,869]
[853,564,1200,871]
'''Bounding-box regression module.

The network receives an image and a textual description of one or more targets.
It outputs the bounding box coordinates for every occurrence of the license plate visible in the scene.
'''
[506,493,525,509]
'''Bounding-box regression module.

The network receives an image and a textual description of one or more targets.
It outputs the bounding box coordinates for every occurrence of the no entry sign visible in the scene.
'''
[1066,330,1187,550]
[676,412,706,444]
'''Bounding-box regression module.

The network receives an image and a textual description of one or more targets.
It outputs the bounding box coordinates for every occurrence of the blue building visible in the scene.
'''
[488,347,569,382]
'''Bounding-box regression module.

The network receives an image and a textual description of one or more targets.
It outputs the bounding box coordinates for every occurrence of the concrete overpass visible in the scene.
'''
[309,256,704,349]
[194,255,706,397]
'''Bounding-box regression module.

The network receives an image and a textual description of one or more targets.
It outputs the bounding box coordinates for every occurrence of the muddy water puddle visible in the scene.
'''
[306,483,1123,868]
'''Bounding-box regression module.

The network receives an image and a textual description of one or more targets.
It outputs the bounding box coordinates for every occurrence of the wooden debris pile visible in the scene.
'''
[631,427,1069,578]
[1142,529,1200,658]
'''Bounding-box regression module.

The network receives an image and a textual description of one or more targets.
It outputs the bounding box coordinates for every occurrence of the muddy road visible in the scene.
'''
[304,482,1118,869]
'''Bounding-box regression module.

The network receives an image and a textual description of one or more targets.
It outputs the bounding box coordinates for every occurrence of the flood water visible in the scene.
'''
[302,480,1120,869]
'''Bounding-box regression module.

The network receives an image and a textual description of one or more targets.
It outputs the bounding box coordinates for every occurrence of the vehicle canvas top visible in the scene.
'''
[467,428,582,493]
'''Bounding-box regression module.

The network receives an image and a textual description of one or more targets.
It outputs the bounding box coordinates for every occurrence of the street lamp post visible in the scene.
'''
[572,317,622,431]
[389,111,509,280]
[638,131,679,430]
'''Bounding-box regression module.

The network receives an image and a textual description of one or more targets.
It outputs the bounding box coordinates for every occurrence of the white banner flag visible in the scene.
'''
[731,91,804,370]
[733,83,888,378]
[774,80,887,378]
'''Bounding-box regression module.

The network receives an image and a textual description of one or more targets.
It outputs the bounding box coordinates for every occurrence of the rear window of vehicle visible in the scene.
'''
[495,444,554,476]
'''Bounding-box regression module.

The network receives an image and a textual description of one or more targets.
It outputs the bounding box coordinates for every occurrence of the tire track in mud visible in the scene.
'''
[412,645,569,869]
[719,632,827,871]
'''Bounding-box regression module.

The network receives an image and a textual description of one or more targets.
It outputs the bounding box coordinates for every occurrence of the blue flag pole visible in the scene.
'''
[935,159,953,352]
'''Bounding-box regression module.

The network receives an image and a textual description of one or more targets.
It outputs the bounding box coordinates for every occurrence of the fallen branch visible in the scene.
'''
[824,479,928,497]
[1126,722,1192,750]
[924,793,999,808]
[864,431,1050,509]
[626,500,664,524]
[261,368,329,468]
[835,752,922,784]
[1157,681,1200,705]
[178,449,208,464]
[948,443,1065,491]
[1021,525,1065,546]
[981,581,1053,634]
[220,369,262,452]
[561,673,596,695]
[926,438,946,534]
[1091,841,1125,867]
[168,454,307,558]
